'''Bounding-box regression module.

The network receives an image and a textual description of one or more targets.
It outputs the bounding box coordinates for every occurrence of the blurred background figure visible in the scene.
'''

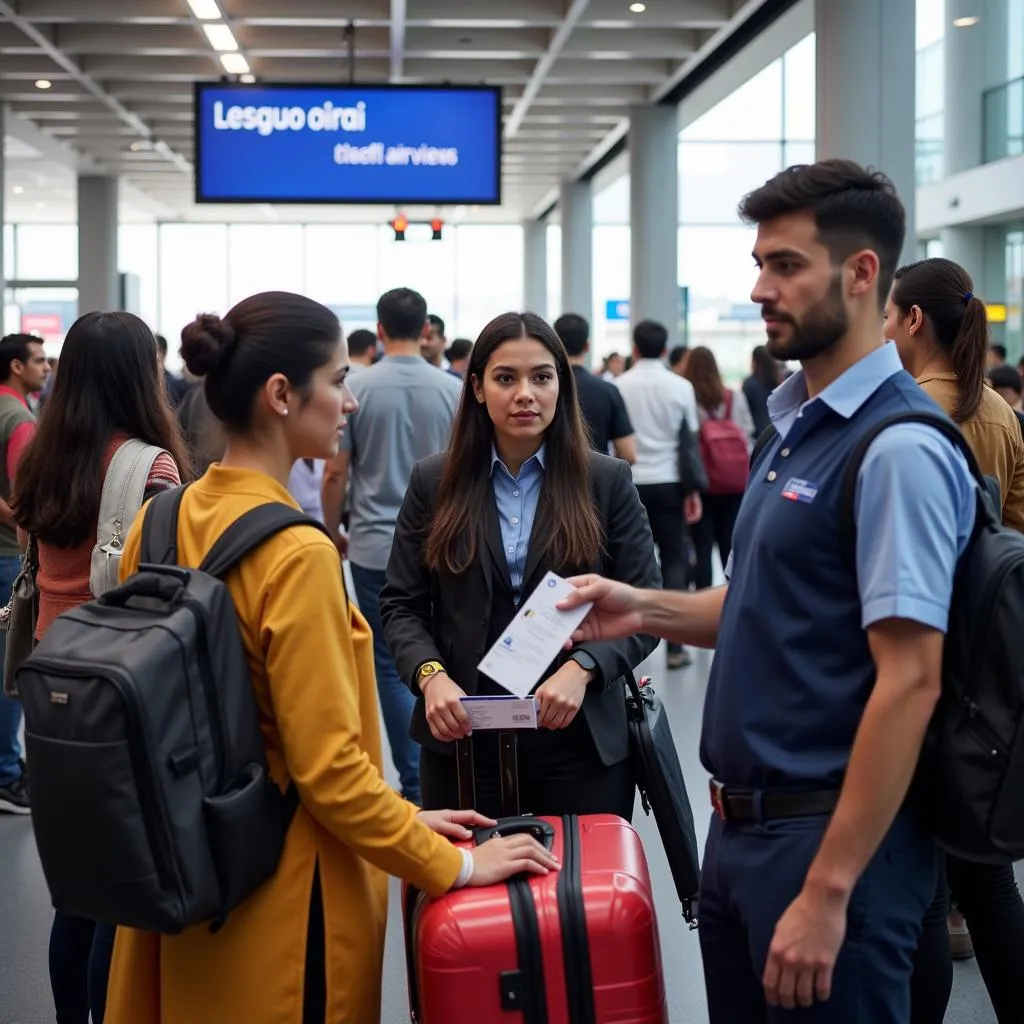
[742,344,784,439]
[445,338,473,379]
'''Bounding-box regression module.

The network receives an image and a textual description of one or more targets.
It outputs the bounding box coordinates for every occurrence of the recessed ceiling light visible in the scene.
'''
[630,2,647,11]
[953,15,980,26]
[34,79,52,90]
[187,0,222,18]
[240,73,256,84]
[203,23,238,51]
[220,53,249,75]
[12,185,24,194]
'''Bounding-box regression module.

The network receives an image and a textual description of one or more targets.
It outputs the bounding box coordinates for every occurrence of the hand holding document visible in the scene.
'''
[475,572,594,700]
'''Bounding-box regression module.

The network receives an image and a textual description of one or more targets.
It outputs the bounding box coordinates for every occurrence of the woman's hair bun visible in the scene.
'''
[180,312,237,377]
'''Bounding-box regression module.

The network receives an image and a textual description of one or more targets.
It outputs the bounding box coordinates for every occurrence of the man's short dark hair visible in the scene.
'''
[378,288,428,342]
[738,158,906,308]
[633,320,669,360]
[553,314,590,357]
[990,344,1008,362]
[347,328,377,358]
[447,338,473,362]
[989,364,1021,394]
[669,344,688,369]
[427,313,445,337]
[0,333,40,383]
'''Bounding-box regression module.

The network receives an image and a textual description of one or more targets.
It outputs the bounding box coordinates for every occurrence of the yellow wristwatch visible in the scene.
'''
[416,661,446,690]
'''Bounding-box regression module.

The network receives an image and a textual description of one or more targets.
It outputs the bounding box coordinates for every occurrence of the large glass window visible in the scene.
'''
[378,222,457,330]
[304,225,380,313]
[119,224,159,331]
[158,225,228,354]
[228,225,305,304]
[13,224,78,281]
[453,225,523,340]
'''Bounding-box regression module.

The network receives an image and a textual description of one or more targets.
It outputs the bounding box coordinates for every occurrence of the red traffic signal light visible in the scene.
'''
[431,218,444,241]
[390,214,409,241]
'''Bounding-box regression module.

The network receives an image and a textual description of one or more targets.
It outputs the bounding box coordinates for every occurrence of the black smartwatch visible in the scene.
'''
[569,650,598,674]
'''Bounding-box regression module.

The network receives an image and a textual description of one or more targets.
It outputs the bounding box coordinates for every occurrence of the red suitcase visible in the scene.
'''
[404,736,668,1023]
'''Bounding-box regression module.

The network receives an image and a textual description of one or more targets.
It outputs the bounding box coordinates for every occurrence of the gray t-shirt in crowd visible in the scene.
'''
[341,355,462,570]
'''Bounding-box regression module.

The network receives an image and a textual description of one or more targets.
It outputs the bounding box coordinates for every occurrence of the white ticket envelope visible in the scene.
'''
[477,571,593,698]
[460,695,539,731]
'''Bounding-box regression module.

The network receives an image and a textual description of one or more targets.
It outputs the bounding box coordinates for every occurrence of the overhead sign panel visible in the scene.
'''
[194,84,502,205]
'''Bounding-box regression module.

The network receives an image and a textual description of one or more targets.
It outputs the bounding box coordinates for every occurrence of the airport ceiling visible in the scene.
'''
[0,0,768,223]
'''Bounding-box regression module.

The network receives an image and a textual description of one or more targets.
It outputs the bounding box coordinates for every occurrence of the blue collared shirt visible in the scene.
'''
[491,445,546,601]
[729,342,976,631]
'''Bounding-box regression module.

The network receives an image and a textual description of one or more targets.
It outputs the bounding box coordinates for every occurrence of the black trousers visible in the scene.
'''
[636,483,688,653]
[48,913,116,1024]
[691,493,743,591]
[303,864,326,1024]
[420,715,635,822]
[911,852,1024,1024]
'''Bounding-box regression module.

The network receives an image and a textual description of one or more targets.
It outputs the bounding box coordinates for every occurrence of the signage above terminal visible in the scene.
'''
[194,83,502,205]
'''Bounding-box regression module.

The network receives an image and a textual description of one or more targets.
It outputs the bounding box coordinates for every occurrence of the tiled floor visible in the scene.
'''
[0,643,1004,1022]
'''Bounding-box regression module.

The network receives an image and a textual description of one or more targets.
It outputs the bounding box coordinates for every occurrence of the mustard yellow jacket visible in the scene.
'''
[105,465,462,1024]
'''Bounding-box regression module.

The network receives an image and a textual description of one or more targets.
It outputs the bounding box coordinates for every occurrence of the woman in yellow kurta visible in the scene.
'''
[105,291,558,1024]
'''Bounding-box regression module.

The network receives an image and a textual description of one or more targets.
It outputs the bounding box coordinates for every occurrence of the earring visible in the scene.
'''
[280,408,289,417]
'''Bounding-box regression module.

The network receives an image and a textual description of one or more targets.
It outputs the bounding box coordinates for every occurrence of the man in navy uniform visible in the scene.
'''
[560,159,977,1022]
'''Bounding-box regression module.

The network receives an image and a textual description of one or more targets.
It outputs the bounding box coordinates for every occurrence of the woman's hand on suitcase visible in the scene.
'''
[416,808,496,840]
[558,575,643,643]
[469,833,561,885]
[422,672,472,742]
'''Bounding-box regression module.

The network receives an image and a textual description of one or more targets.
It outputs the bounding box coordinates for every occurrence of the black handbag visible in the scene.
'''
[1,533,39,698]
[625,673,701,924]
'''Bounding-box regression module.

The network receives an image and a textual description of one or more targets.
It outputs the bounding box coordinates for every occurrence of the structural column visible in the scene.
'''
[630,103,679,342]
[815,0,917,265]
[559,179,592,321]
[523,217,548,318]
[77,175,119,313]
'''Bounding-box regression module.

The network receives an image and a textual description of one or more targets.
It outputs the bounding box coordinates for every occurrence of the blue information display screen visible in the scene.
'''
[194,84,502,205]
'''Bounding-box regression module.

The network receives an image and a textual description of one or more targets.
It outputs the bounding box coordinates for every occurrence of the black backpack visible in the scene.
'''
[838,412,1024,862]
[17,487,329,933]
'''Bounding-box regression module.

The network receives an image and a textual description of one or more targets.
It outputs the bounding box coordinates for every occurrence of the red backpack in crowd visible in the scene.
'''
[698,391,750,495]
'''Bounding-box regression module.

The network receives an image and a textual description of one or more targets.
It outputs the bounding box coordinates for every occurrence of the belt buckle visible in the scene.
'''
[709,779,729,820]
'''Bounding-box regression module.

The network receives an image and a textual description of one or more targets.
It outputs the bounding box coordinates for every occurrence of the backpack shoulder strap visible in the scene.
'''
[98,440,164,546]
[139,486,188,565]
[837,411,990,565]
[750,424,778,468]
[200,504,331,579]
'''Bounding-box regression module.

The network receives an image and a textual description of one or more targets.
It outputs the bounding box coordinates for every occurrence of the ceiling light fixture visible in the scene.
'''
[34,79,52,89]
[187,0,223,19]
[629,2,647,11]
[953,15,980,26]
[12,185,24,194]
[203,23,238,50]
[240,73,256,84]
[220,53,250,75]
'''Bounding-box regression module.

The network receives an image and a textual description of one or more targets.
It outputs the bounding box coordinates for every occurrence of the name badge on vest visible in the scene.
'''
[781,478,819,504]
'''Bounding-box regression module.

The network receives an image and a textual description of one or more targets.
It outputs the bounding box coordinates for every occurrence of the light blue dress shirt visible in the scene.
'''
[729,343,977,633]
[491,445,546,601]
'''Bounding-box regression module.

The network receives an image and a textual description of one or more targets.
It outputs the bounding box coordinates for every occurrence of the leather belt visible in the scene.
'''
[709,779,838,822]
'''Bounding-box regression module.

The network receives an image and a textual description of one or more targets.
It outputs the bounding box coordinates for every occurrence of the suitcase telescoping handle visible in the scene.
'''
[473,817,555,850]
[456,732,520,818]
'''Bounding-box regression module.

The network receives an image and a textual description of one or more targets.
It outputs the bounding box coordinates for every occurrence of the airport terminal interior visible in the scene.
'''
[1,0,1024,1021]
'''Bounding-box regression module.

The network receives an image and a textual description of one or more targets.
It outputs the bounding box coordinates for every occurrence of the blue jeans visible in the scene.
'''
[0,553,24,786]
[349,563,421,805]
[699,809,936,1023]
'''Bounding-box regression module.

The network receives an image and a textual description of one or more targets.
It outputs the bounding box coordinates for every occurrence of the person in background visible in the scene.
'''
[884,257,1024,1024]
[743,344,784,438]
[600,352,625,381]
[423,313,449,370]
[346,329,377,374]
[288,459,326,523]
[156,334,191,409]
[669,345,689,377]
[382,311,658,819]
[988,365,1024,434]
[13,311,187,1024]
[683,346,755,590]
[0,332,49,815]
[322,288,461,807]
[987,343,1007,369]
[102,291,555,1024]
[554,314,636,464]
[445,338,473,379]
[615,319,701,670]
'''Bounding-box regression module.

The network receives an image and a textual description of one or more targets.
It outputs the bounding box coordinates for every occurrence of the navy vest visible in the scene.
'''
[701,368,950,790]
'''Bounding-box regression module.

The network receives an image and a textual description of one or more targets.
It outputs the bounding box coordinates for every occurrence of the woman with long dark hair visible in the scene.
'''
[885,259,1024,1024]
[100,293,555,1024]
[13,311,189,1024]
[381,312,660,819]
[742,344,782,438]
